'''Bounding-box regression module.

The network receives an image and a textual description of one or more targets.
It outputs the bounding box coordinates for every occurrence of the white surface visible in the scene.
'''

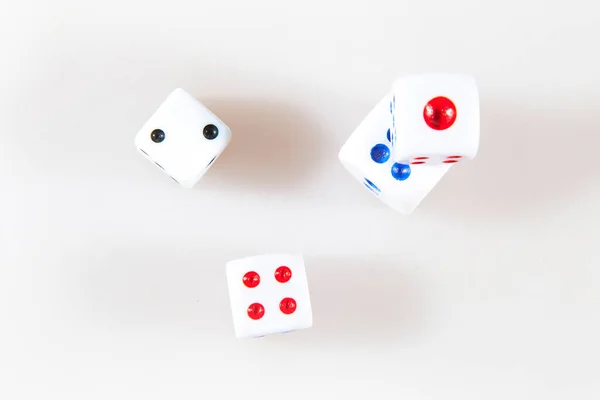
[226,254,312,338]
[1,1,599,399]
[134,88,232,188]
[392,73,480,163]
[339,92,451,214]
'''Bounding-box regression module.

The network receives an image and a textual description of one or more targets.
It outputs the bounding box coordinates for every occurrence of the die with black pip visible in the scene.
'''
[134,88,232,188]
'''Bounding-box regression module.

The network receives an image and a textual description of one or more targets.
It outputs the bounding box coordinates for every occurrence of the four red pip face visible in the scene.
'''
[226,254,312,339]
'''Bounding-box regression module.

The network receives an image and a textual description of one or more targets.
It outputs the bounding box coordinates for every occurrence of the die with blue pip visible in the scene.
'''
[339,73,480,214]
[134,88,232,188]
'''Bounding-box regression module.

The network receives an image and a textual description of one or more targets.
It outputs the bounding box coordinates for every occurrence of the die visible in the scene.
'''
[339,92,451,214]
[390,73,480,165]
[225,253,312,339]
[134,88,232,188]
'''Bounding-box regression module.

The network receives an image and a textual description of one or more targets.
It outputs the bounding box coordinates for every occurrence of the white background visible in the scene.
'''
[1,1,599,398]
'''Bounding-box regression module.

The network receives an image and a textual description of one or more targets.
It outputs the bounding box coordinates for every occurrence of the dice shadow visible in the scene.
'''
[426,101,600,221]
[63,246,430,347]
[300,256,430,345]
[199,99,329,194]
[8,39,328,191]
[65,244,232,338]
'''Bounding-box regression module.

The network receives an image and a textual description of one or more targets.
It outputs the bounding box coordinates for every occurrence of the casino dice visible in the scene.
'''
[390,73,480,165]
[225,253,312,339]
[134,88,232,188]
[339,92,451,214]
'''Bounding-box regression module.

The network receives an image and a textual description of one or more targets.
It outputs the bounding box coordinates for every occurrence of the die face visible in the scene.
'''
[134,88,232,188]
[391,73,480,165]
[225,254,312,339]
[339,93,451,214]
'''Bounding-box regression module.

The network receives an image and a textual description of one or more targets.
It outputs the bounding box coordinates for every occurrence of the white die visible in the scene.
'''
[390,73,480,165]
[225,253,312,339]
[134,88,232,188]
[339,92,451,214]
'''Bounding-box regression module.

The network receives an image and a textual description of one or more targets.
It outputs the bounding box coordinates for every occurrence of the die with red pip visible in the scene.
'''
[225,254,312,339]
[390,73,480,165]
